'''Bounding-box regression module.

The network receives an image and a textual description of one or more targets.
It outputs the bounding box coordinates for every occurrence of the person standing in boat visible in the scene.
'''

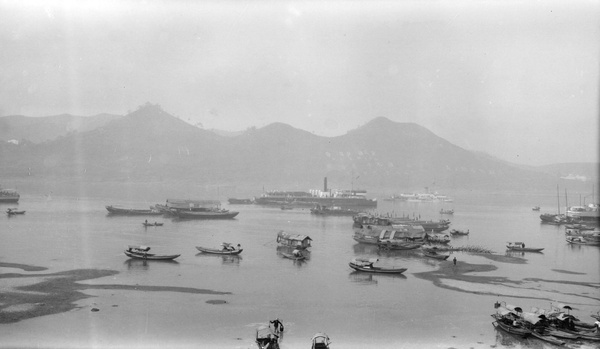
[270,318,284,334]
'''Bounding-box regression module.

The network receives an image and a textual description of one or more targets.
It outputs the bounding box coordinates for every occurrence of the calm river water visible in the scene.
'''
[0,190,598,349]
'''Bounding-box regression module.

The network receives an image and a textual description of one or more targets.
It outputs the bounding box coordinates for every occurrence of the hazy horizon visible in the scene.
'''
[1,0,598,166]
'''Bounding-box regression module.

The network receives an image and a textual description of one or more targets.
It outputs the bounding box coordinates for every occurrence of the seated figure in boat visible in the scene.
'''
[221,242,239,251]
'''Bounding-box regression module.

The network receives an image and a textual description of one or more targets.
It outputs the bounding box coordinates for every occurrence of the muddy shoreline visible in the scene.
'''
[0,262,231,324]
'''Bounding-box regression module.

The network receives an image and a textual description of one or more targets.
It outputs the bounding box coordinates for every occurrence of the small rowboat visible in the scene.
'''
[7,208,26,215]
[281,252,306,261]
[142,222,164,227]
[492,320,531,338]
[196,243,243,255]
[530,331,566,346]
[506,242,544,252]
[449,229,469,236]
[422,248,450,260]
[348,258,407,274]
[256,325,280,349]
[124,246,180,260]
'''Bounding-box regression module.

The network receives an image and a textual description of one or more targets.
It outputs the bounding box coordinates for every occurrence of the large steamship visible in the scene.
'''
[254,177,377,208]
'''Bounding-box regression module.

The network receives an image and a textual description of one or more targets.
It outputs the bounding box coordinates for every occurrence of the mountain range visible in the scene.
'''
[1,103,597,197]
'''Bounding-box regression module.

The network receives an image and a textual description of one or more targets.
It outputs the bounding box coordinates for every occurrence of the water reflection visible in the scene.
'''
[504,251,529,258]
[123,258,179,270]
[493,328,547,349]
[276,246,311,260]
[493,329,522,348]
[566,244,584,252]
[352,243,380,254]
[221,255,242,265]
[348,271,378,285]
[194,253,243,265]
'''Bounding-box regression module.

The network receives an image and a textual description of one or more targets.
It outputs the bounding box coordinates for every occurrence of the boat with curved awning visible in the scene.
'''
[196,243,243,255]
[506,242,544,252]
[124,246,180,260]
[311,333,331,349]
[348,258,407,274]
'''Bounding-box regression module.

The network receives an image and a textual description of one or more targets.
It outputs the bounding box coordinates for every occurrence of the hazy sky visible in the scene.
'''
[1,0,598,166]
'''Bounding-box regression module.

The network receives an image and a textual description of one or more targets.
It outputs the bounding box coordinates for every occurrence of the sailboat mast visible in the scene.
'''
[564,188,568,218]
[556,185,560,215]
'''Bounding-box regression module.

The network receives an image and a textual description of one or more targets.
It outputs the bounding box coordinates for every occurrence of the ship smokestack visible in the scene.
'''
[324,177,328,192]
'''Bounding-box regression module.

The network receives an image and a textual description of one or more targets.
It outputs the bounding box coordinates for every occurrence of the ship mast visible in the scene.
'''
[564,188,568,219]
[556,185,560,215]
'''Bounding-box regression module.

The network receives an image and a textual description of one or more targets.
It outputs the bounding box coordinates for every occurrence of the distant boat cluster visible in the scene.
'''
[383,189,453,203]
[533,187,600,230]
[0,185,20,203]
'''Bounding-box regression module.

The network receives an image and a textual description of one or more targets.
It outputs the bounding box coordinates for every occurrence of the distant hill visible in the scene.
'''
[0,105,597,195]
[0,113,122,143]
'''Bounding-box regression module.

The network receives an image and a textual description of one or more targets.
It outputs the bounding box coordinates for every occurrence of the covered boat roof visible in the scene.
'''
[277,230,312,242]
[522,312,545,325]
[496,308,514,316]
[552,302,572,311]
[352,258,378,264]
[311,332,330,342]
[504,304,523,313]
[380,228,425,239]
[256,325,274,339]
[128,245,150,251]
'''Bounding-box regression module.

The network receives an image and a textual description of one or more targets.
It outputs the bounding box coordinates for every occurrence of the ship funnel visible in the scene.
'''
[324,177,328,192]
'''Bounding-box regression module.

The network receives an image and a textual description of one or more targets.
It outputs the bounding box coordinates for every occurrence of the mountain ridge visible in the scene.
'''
[0,105,597,194]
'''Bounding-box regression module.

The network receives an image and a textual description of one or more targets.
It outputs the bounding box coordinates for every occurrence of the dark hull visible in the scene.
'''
[310,208,361,216]
[377,242,422,250]
[281,252,305,261]
[492,320,531,338]
[0,197,19,203]
[175,211,239,219]
[530,331,566,346]
[124,250,180,260]
[423,252,450,260]
[106,206,163,215]
[348,263,407,274]
[196,246,243,255]
[506,247,544,252]
[255,196,377,208]
[228,198,253,204]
